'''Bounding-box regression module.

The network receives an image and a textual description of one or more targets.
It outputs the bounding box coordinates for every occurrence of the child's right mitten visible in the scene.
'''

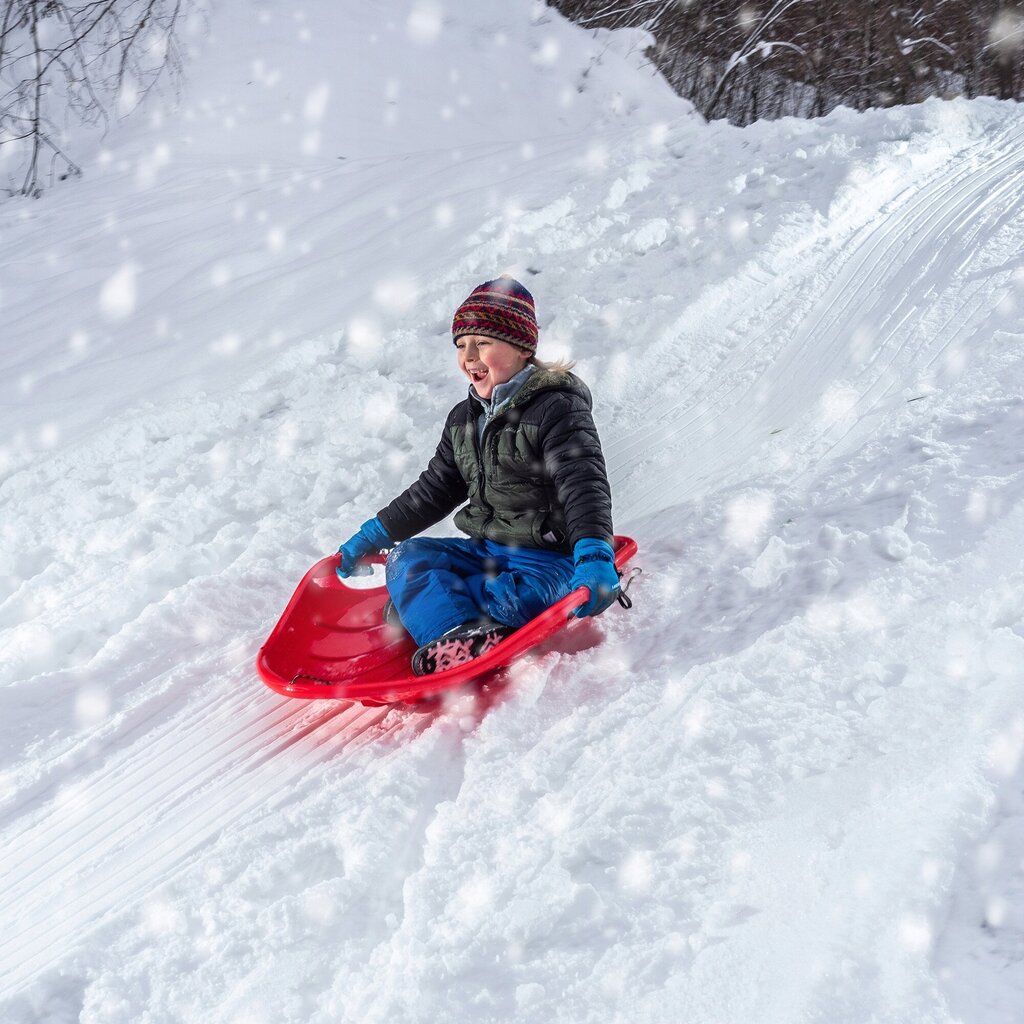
[336,517,393,579]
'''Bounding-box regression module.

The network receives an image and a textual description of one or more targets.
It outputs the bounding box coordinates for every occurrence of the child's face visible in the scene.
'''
[456,334,530,400]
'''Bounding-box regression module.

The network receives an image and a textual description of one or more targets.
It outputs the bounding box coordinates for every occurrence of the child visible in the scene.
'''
[336,275,619,675]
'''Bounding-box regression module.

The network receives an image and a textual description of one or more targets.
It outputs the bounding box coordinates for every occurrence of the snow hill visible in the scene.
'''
[3,2,1024,1022]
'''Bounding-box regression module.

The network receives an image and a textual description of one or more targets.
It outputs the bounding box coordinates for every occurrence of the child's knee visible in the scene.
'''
[386,537,460,586]
[385,541,414,584]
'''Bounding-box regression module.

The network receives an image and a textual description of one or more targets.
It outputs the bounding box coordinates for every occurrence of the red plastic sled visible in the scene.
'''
[257,535,638,705]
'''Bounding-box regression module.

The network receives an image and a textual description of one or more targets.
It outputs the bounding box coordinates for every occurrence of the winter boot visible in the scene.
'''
[411,620,513,676]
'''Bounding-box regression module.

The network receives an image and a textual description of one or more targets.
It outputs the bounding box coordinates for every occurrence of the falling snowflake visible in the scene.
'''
[897,914,932,953]
[723,491,774,548]
[372,274,420,314]
[619,850,653,894]
[819,383,859,425]
[407,0,443,44]
[988,10,1024,58]
[304,82,330,123]
[533,38,560,65]
[987,719,1024,778]
[75,685,111,728]
[99,263,138,320]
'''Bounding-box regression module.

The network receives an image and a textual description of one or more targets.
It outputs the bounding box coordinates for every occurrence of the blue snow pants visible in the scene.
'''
[384,536,575,647]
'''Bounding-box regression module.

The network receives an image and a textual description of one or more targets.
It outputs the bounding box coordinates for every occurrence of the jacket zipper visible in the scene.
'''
[471,410,496,530]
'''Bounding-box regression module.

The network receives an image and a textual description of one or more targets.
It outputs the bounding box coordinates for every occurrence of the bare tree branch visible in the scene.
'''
[0,0,192,196]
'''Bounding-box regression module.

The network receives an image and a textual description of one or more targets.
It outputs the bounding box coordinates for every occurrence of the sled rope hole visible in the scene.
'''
[616,565,642,610]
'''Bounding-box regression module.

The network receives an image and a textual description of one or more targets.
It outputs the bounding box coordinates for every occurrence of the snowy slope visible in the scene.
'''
[3,2,1024,1022]
[0,0,680,475]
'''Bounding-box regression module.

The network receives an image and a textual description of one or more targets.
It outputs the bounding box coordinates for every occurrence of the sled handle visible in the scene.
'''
[329,552,388,588]
[565,586,591,619]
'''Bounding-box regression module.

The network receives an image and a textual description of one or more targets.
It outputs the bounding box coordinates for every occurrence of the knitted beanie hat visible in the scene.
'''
[451,275,539,353]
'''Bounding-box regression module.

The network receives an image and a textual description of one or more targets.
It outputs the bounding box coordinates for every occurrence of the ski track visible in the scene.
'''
[3,93,1024,1019]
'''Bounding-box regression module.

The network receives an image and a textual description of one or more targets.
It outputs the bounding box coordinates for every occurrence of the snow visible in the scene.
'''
[3,2,1024,1022]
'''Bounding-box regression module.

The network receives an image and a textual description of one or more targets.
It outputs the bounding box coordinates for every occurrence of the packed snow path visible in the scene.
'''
[3,9,1024,1023]
[607,112,1024,516]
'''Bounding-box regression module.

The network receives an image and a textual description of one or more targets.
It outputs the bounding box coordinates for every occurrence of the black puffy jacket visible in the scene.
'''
[377,370,614,553]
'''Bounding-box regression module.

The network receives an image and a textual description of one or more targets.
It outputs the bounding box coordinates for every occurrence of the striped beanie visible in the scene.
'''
[451,275,539,353]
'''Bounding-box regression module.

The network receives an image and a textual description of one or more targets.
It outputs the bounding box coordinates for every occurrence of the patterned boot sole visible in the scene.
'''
[411,624,511,676]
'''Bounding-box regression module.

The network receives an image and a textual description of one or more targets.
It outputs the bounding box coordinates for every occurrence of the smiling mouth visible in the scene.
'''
[469,369,488,382]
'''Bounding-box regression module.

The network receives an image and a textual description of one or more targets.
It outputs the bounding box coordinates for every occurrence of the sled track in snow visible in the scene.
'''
[609,117,1024,515]
[0,679,397,998]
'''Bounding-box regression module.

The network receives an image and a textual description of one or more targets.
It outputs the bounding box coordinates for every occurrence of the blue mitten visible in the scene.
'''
[337,517,392,579]
[570,538,619,617]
